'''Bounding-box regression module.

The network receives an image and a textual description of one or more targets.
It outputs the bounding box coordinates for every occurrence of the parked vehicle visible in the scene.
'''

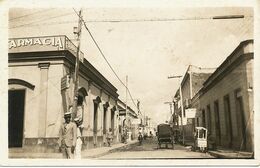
[157,123,174,149]
[194,127,207,152]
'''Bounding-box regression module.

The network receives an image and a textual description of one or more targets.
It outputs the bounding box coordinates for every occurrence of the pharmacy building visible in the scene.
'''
[8,35,127,152]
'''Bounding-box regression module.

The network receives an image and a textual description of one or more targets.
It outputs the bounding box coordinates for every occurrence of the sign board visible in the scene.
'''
[132,118,141,125]
[185,108,196,118]
[9,36,66,53]
[61,75,70,90]
[9,35,85,62]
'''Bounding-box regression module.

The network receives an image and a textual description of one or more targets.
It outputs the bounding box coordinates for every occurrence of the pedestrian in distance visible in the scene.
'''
[124,128,128,144]
[138,132,143,146]
[106,128,113,147]
[58,112,77,159]
[149,131,153,138]
[74,117,83,159]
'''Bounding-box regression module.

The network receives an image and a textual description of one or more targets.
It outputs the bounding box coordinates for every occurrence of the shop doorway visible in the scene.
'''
[8,90,25,148]
[111,110,115,135]
[224,95,233,148]
[103,107,107,134]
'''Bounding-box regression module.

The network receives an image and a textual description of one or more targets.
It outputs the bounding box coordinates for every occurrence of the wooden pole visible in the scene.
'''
[72,9,83,120]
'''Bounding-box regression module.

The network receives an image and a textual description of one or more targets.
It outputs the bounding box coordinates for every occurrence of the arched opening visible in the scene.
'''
[93,96,101,147]
[75,87,88,126]
[111,106,116,135]
[103,102,110,135]
[8,79,34,148]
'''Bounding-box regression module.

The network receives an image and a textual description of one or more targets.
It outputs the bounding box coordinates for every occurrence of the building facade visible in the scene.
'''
[8,35,120,152]
[173,65,215,142]
[117,99,138,141]
[192,40,254,152]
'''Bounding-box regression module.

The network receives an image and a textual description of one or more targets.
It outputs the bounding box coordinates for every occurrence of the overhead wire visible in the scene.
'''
[9,9,55,21]
[9,11,75,29]
[9,13,253,29]
[73,8,140,114]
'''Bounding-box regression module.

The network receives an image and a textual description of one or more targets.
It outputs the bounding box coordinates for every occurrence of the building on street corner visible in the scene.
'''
[8,35,121,152]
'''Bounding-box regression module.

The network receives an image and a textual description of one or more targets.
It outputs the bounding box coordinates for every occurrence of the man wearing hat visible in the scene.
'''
[58,112,77,159]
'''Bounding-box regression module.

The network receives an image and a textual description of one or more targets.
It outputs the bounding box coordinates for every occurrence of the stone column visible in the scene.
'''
[38,62,50,138]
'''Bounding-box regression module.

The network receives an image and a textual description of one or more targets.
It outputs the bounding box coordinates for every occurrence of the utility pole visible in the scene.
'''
[72,9,83,120]
[168,75,185,145]
[164,101,173,114]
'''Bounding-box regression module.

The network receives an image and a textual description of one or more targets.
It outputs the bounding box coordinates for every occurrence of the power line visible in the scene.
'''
[82,15,252,23]
[9,11,74,29]
[9,20,78,29]
[73,8,139,112]
[9,9,55,21]
[9,14,252,29]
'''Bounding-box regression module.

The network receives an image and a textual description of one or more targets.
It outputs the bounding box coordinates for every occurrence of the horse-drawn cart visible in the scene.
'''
[157,124,174,149]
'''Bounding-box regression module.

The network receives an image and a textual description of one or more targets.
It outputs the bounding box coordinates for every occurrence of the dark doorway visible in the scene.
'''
[236,94,246,150]
[103,107,107,134]
[111,110,115,135]
[224,95,233,148]
[93,103,98,135]
[214,100,221,145]
[93,103,98,146]
[8,90,25,148]
[202,109,206,128]
[207,105,211,133]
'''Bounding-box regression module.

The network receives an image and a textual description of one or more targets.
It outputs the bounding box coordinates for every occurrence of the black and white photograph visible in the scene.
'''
[0,0,259,166]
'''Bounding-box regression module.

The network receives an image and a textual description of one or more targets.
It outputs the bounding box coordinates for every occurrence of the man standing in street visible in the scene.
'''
[74,117,83,159]
[58,112,77,159]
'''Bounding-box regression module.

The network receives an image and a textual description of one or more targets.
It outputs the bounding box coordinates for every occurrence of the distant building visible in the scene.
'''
[8,35,120,152]
[192,40,254,152]
[117,99,138,141]
[173,65,215,142]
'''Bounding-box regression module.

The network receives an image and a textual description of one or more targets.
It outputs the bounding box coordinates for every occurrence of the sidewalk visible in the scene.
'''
[208,149,254,159]
[9,140,138,159]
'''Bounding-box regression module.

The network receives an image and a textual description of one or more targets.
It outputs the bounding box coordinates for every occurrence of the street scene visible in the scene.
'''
[5,1,256,164]
[97,138,213,159]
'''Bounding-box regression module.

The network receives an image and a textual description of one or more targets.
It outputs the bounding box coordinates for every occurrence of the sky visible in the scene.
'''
[8,4,254,125]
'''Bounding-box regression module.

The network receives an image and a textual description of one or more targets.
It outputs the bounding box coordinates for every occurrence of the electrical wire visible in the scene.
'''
[73,8,140,113]
[9,11,75,29]
[9,12,252,29]
[9,9,55,21]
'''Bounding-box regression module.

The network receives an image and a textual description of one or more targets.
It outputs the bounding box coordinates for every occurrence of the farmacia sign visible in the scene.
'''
[9,36,64,49]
